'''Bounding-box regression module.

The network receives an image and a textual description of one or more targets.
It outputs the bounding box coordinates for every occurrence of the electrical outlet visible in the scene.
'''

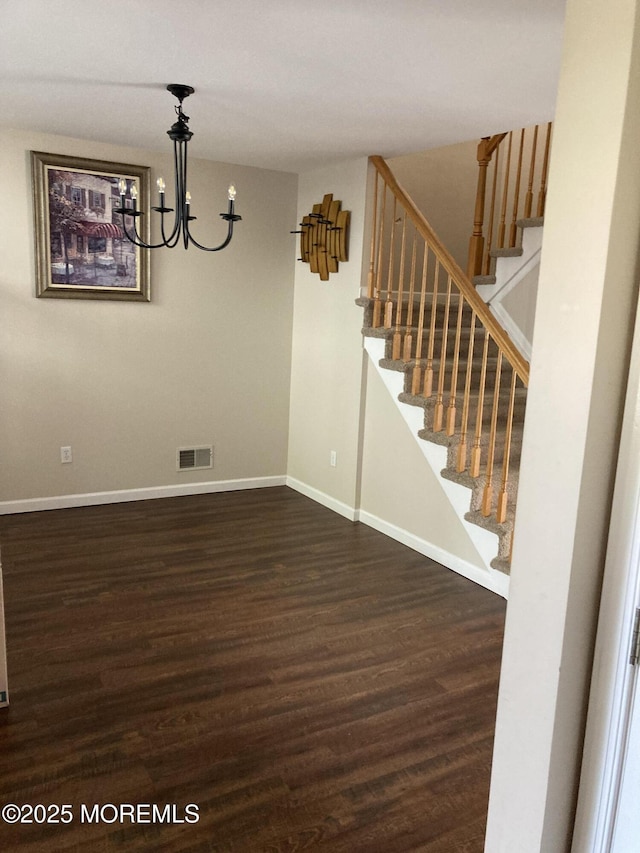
[60,446,73,464]
[330,450,337,468]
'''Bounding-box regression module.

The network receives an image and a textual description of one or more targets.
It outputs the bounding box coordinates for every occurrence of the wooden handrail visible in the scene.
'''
[370,155,529,385]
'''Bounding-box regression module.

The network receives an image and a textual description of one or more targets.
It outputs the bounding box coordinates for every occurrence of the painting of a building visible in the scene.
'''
[47,168,136,288]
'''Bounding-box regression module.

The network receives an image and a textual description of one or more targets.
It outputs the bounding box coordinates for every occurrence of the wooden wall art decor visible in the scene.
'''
[292,193,350,281]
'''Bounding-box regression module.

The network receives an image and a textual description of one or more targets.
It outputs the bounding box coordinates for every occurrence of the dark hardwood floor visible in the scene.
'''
[0,487,506,852]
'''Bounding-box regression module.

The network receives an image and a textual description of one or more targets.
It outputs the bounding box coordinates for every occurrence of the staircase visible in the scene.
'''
[358,290,526,573]
[357,145,548,574]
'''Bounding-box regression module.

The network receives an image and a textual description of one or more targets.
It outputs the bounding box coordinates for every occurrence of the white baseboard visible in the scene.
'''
[0,476,288,515]
[358,510,509,599]
[0,474,508,598]
[286,477,358,521]
[285,477,508,598]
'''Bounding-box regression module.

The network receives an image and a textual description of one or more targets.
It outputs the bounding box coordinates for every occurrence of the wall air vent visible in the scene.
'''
[177,446,213,471]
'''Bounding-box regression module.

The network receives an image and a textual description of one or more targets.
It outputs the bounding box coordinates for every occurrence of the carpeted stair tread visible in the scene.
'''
[516,216,544,229]
[491,246,523,258]
[382,356,518,388]
[400,386,527,416]
[490,557,512,575]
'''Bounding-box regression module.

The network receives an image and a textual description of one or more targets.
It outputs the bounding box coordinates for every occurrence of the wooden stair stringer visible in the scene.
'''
[363,334,510,598]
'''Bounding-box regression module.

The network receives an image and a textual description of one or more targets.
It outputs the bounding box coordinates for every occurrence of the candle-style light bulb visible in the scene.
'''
[118,178,126,195]
[157,177,165,194]
[130,185,138,202]
[228,184,237,201]
[185,191,192,205]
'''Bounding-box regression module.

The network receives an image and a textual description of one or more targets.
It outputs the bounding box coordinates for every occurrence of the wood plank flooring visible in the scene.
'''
[0,487,506,852]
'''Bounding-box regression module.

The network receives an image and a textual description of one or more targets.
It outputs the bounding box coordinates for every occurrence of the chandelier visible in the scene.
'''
[114,84,241,251]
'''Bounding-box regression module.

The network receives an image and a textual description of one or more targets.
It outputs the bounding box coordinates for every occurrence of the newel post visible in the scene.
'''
[467,137,492,279]
[467,133,507,280]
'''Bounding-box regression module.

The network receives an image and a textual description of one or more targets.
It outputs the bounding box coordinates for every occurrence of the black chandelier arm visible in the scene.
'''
[115,203,241,252]
[152,204,181,248]
[159,201,184,249]
[184,211,241,252]
[160,209,184,249]
[115,207,177,250]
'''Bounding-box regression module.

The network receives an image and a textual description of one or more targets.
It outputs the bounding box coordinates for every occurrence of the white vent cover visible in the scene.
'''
[177,446,213,471]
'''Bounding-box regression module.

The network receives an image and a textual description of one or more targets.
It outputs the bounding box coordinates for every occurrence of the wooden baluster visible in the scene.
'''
[422,256,440,398]
[457,311,477,472]
[392,212,408,359]
[481,350,503,517]
[509,129,525,247]
[482,145,500,276]
[470,329,490,477]
[524,125,539,219]
[433,274,452,432]
[384,196,397,328]
[403,231,418,361]
[496,369,518,523]
[367,168,379,299]
[537,122,552,218]
[497,132,512,249]
[411,241,429,394]
[372,183,387,327]
[446,289,465,435]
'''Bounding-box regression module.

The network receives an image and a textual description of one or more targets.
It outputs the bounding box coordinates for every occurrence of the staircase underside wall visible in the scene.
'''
[360,342,509,598]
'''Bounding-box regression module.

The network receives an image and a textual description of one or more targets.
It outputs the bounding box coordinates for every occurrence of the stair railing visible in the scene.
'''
[467,122,552,279]
[367,155,529,528]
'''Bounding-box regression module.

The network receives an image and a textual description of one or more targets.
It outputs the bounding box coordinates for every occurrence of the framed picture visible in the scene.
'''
[31,151,150,301]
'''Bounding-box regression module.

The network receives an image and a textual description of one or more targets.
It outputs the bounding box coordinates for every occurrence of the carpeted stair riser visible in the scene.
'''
[358,296,477,333]
[397,384,527,428]
[382,329,496,363]
[382,356,520,398]
[438,423,525,473]
[447,465,520,517]
[446,430,524,474]
[365,317,504,363]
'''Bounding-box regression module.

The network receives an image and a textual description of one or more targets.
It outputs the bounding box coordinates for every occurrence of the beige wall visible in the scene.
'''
[485,0,640,850]
[0,129,297,505]
[389,139,478,271]
[286,158,369,513]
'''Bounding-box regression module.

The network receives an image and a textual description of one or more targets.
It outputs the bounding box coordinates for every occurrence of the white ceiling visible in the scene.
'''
[0,0,566,173]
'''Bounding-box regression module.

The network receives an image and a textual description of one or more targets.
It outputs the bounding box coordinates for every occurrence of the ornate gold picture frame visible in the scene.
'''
[31,151,150,301]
